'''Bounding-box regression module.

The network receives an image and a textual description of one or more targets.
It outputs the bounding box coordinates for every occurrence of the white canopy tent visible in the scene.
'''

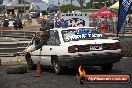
[110,1,119,9]
[110,1,132,14]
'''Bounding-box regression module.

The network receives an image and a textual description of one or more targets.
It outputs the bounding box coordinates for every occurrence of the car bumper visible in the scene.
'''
[59,52,122,68]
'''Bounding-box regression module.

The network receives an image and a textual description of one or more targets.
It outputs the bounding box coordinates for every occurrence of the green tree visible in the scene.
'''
[48,0,114,13]
[60,4,80,13]
[85,0,113,9]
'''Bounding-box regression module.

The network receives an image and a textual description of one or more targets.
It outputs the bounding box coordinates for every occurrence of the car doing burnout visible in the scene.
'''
[25,27,122,74]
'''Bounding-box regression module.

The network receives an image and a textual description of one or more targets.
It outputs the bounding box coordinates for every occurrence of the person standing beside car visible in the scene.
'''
[24,31,49,52]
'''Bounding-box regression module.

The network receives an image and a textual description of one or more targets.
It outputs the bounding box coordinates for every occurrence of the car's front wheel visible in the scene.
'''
[101,63,113,72]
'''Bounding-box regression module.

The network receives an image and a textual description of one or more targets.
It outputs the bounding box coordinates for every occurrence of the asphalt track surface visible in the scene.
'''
[0,57,132,88]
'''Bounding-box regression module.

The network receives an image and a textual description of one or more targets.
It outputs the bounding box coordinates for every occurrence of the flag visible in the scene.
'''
[117,0,132,37]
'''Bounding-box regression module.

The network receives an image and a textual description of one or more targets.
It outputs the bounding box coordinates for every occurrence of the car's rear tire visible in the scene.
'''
[101,63,113,72]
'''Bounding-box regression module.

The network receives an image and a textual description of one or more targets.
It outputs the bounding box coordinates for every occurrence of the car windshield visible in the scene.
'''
[62,28,108,42]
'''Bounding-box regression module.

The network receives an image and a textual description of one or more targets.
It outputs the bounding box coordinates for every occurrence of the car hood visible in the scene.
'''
[62,39,119,46]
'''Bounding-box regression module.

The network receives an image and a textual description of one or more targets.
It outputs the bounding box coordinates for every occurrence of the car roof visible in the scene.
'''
[50,27,96,31]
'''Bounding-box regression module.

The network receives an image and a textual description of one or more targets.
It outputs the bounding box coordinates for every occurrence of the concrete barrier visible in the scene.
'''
[119,38,132,57]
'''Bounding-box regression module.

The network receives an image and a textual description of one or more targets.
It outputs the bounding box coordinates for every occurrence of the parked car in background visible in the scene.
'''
[25,27,122,74]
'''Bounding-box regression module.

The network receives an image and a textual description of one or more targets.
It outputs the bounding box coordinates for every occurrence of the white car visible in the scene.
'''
[25,27,122,74]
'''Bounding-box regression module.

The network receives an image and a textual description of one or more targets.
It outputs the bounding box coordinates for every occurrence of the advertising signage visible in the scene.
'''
[60,13,89,27]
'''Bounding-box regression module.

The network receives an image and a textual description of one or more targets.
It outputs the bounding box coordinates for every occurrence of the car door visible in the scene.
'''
[30,34,52,66]
[31,30,60,66]
[40,30,60,66]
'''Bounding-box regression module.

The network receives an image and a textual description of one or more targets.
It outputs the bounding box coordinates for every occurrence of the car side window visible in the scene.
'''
[47,30,60,45]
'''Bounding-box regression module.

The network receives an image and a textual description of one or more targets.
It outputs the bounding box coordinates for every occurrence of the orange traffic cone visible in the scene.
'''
[35,60,42,77]
[0,59,2,68]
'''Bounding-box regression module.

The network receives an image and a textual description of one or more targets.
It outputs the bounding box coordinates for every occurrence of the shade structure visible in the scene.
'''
[90,7,117,18]
[110,1,119,9]
[110,1,132,14]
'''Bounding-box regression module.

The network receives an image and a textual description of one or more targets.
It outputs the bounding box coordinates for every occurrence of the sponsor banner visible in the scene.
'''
[117,0,132,36]
[60,13,89,27]
[78,74,130,83]
[62,28,103,42]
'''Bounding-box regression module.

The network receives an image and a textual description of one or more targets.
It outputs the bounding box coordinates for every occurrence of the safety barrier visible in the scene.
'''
[0,27,13,30]
[119,38,132,57]
[123,26,132,34]
[122,51,132,57]
[125,29,132,34]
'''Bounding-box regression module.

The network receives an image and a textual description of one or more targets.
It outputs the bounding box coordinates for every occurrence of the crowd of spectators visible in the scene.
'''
[0,13,32,30]
[89,16,132,33]
[0,11,132,33]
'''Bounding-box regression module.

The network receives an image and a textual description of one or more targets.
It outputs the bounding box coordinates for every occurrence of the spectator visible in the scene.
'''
[128,17,132,26]
[41,19,50,31]
[96,17,101,27]
[41,19,46,28]
[29,16,32,26]
[99,21,107,33]
[18,20,23,30]
[13,19,18,30]
[3,19,9,27]
[92,18,97,27]
[108,17,114,32]
[0,20,3,27]
[59,18,68,28]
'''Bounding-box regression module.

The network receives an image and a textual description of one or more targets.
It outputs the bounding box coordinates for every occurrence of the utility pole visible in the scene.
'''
[63,0,64,5]
[0,6,5,38]
[23,0,26,14]
[58,0,61,14]
[104,0,109,7]
[71,0,73,5]
[93,0,95,8]
[58,0,60,5]
[0,6,2,37]
[105,0,107,7]
[23,0,26,42]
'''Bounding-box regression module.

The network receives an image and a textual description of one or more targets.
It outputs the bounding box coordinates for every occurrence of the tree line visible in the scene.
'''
[48,0,115,13]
